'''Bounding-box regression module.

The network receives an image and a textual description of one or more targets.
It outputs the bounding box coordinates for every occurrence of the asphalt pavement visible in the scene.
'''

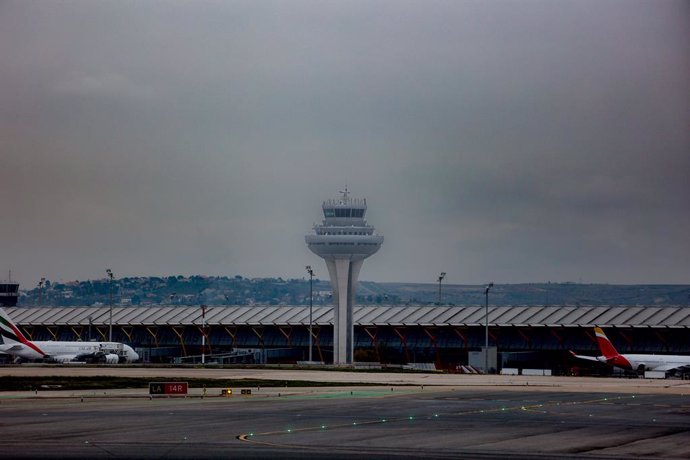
[1,369,689,459]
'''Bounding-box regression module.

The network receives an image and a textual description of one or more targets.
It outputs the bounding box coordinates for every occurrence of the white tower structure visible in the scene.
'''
[305,188,384,364]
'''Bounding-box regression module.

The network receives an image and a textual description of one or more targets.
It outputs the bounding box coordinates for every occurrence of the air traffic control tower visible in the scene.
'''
[306,189,383,364]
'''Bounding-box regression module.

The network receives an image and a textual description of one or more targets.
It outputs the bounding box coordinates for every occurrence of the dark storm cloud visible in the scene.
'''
[1,0,688,287]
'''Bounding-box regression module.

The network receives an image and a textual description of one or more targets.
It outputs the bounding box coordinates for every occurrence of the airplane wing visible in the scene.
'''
[4,345,25,352]
[74,351,107,362]
[569,351,601,362]
[0,344,25,352]
[44,354,78,363]
[75,350,121,364]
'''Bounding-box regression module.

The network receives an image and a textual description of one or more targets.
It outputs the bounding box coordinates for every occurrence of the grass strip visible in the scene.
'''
[0,376,384,391]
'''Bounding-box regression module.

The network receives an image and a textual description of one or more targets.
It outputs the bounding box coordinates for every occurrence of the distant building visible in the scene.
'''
[0,281,19,307]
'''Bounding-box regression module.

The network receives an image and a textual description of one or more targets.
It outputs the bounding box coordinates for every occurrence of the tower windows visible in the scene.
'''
[324,207,365,218]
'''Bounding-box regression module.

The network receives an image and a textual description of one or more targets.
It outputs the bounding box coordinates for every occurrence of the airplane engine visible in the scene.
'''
[104,353,119,364]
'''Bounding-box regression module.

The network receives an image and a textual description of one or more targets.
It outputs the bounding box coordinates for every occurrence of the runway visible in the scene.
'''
[1,368,689,459]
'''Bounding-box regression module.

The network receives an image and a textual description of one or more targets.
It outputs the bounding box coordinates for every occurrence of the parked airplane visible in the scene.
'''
[571,327,690,374]
[0,308,139,364]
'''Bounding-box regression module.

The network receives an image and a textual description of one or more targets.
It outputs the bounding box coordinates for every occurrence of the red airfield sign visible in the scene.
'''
[149,382,188,395]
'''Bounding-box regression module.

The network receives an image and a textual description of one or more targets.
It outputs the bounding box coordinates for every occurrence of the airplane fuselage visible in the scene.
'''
[0,308,138,363]
[602,353,690,372]
[0,341,139,363]
[571,327,690,376]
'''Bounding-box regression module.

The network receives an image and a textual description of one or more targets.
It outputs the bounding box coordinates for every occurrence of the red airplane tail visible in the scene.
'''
[594,327,619,359]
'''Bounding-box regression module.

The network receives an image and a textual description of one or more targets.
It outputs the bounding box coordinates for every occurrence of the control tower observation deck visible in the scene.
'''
[0,281,19,307]
[305,189,383,364]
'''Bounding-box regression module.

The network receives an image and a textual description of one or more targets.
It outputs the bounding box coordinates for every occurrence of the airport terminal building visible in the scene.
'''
[4,304,690,373]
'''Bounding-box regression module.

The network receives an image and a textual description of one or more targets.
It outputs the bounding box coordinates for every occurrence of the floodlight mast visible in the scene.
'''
[106,269,114,341]
[484,282,494,373]
[38,277,45,306]
[438,272,446,305]
[306,265,314,363]
[201,304,207,364]
[305,189,383,364]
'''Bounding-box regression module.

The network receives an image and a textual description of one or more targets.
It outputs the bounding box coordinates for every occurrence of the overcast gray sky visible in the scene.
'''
[1,0,688,288]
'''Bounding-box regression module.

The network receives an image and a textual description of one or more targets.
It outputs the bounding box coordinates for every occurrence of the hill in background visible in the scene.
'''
[18,276,690,307]
[367,282,690,306]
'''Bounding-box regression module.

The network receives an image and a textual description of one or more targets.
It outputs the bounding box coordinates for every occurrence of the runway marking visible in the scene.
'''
[280,389,420,400]
[236,394,646,448]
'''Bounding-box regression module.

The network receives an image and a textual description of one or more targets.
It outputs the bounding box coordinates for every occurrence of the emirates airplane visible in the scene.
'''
[0,308,139,364]
[571,327,690,374]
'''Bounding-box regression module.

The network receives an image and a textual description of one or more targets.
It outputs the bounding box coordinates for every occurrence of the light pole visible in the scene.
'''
[106,269,114,341]
[437,272,446,305]
[37,277,45,306]
[306,265,314,363]
[484,282,494,374]
[201,304,207,365]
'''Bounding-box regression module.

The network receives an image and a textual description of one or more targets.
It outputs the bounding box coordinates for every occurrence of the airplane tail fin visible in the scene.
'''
[0,308,30,346]
[594,327,619,359]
